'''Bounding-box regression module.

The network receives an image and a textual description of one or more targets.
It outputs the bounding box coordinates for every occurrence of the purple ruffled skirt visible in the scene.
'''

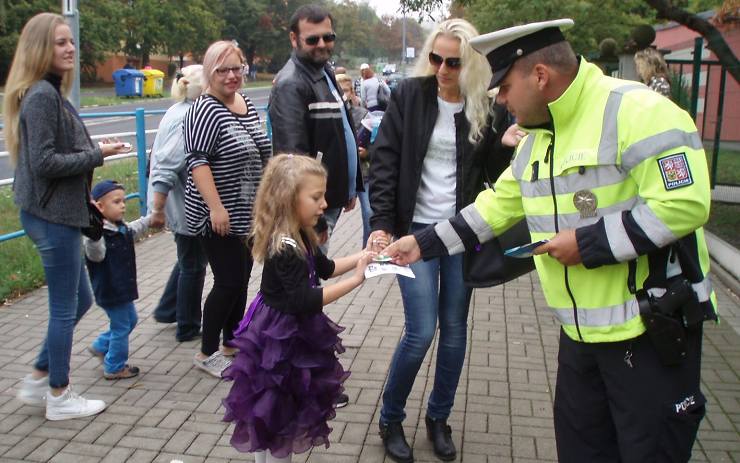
[222,298,349,457]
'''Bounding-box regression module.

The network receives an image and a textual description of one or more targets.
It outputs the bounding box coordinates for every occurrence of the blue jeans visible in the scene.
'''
[380,223,471,423]
[153,233,207,340]
[357,183,372,248]
[92,302,137,374]
[20,210,93,389]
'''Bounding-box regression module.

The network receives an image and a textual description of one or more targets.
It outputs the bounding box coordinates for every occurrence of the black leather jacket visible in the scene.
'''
[369,76,513,237]
[269,52,363,209]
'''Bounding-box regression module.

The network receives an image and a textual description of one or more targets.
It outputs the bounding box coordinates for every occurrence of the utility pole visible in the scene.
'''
[62,0,81,109]
[401,4,407,74]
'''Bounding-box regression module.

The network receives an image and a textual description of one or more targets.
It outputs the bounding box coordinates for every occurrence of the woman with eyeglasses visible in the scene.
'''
[183,40,271,378]
[368,18,517,462]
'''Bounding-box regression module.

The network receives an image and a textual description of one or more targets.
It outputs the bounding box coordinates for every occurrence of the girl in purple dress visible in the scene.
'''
[222,154,375,462]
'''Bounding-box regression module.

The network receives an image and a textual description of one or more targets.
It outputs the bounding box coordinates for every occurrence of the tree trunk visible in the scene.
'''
[644,0,740,83]
[179,54,184,69]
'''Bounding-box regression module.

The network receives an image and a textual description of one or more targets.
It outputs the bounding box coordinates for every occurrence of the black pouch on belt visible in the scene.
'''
[637,279,694,366]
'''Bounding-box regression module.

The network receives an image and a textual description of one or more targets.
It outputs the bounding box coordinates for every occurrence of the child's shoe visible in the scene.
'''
[16,374,49,407]
[45,386,106,421]
[193,351,231,378]
[103,365,140,380]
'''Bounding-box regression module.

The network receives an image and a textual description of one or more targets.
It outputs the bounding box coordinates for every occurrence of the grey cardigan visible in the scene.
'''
[13,78,104,227]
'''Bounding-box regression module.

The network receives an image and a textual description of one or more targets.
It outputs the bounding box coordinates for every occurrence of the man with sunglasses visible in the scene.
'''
[269,4,362,256]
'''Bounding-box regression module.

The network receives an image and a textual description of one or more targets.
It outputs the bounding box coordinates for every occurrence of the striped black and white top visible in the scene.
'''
[184,93,271,236]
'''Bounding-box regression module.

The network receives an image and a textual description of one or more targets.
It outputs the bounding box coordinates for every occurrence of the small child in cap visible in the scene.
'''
[84,180,151,380]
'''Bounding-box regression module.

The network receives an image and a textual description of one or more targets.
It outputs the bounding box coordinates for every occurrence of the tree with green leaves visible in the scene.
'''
[78,1,125,80]
[0,0,57,84]
[161,1,224,68]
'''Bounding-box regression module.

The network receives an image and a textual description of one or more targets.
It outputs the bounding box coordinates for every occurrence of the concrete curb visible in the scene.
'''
[706,230,740,297]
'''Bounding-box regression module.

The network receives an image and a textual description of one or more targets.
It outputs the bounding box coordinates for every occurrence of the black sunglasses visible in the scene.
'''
[429,52,461,69]
[303,33,336,46]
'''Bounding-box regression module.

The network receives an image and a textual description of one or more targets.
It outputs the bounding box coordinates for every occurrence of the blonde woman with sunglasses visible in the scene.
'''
[368,18,518,462]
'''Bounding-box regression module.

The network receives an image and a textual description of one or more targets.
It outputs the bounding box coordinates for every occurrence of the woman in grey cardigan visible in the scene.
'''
[147,64,208,342]
[3,13,129,420]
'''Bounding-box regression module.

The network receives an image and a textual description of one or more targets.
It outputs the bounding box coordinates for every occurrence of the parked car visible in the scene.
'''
[382,63,397,75]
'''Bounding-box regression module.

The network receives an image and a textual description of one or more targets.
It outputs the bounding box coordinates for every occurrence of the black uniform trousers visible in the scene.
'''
[554,326,705,463]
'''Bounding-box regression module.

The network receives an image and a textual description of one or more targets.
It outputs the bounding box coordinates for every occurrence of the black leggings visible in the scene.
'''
[199,234,253,356]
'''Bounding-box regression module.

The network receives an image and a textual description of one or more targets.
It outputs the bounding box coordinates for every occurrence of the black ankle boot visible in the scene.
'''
[425,416,456,461]
[379,421,414,463]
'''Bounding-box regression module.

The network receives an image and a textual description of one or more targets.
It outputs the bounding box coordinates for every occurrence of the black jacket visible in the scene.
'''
[269,52,363,209]
[369,76,513,237]
[86,227,138,307]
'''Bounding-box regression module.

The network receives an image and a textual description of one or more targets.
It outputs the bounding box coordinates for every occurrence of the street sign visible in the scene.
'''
[63,0,76,15]
[406,47,415,59]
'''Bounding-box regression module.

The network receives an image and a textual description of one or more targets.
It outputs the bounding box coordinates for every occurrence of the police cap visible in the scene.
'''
[470,19,574,89]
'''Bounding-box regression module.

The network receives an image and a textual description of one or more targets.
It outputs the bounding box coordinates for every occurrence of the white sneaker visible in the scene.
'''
[45,386,106,421]
[193,351,231,378]
[17,374,49,407]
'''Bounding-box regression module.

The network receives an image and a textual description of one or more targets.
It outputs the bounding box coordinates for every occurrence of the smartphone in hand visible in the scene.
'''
[504,239,549,258]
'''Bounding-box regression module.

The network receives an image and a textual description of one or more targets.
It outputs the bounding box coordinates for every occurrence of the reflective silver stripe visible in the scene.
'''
[621,129,703,171]
[308,102,343,110]
[434,221,465,255]
[460,204,495,243]
[526,197,640,233]
[552,299,641,327]
[597,84,645,165]
[631,204,676,248]
[309,113,343,119]
[604,213,637,261]
[520,165,626,198]
[512,135,536,179]
[693,277,713,302]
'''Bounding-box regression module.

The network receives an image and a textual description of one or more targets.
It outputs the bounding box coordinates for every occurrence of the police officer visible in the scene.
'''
[381,19,717,462]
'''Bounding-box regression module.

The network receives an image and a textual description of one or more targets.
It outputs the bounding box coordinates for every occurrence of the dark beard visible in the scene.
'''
[296,43,332,67]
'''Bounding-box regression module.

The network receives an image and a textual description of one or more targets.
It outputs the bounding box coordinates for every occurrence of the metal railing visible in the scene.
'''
[1,105,269,243]
[666,37,737,194]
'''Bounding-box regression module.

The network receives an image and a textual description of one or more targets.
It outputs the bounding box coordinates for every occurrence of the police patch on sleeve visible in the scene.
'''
[657,153,693,190]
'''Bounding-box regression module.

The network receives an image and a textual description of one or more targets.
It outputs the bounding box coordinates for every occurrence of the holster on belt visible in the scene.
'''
[637,278,700,366]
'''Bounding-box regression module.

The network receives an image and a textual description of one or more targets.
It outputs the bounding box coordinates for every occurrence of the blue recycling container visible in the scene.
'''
[112,69,144,97]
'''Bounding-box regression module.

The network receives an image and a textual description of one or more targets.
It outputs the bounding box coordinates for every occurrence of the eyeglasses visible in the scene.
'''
[302,33,336,46]
[429,52,461,69]
[214,64,246,76]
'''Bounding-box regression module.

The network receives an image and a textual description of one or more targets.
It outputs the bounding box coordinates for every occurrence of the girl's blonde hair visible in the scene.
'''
[250,154,327,262]
[413,18,492,144]
[2,13,72,165]
[202,40,244,90]
[171,64,204,102]
[634,47,669,84]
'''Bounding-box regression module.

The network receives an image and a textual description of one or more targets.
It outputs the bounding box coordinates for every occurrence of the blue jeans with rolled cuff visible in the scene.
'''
[92,301,137,374]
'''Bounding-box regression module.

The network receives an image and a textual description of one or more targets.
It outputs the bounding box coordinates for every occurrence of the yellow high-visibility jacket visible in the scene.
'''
[426,58,717,343]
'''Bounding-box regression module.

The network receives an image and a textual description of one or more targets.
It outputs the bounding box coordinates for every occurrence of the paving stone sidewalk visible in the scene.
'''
[0,209,738,462]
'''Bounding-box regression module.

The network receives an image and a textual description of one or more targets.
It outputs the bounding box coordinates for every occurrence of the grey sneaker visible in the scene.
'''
[193,351,231,378]
[17,374,49,407]
[45,386,106,421]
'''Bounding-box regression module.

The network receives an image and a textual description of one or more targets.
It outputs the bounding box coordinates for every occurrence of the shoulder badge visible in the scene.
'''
[658,153,693,190]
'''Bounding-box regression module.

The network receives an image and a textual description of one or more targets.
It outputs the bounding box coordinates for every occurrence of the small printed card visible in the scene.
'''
[364,261,416,279]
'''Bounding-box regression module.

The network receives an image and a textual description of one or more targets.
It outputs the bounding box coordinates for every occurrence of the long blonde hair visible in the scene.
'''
[414,18,492,144]
[171,64,204,102]
[2,13,73,165]
[250,154,327,262]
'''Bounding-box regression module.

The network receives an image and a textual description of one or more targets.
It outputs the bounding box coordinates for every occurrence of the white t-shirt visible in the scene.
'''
[412,97,464,224]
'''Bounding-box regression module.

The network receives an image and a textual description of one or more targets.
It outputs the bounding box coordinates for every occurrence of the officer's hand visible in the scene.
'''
[535,229,581,266]
[381,235,421,266]
[344,196,357,212]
